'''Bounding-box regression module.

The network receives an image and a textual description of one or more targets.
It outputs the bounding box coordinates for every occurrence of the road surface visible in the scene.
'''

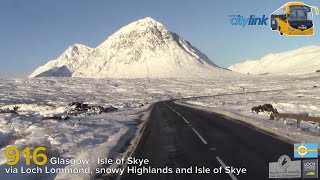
[120,101,294,180]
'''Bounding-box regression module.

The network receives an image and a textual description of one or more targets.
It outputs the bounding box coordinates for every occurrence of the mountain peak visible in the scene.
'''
[107,17,167,38]
[65,44,92,53]
[134,17,164,27]
[30,17,225,78]
[70,43,90,49]
[138,17,159,23]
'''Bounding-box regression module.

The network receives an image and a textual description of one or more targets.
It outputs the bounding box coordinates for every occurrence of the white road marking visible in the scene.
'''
[164,102,207,145]
[181,116,190,124]
[216,156,238,180]
[166,102,238,180]
[191,127,208,145]
[164,103,182,116]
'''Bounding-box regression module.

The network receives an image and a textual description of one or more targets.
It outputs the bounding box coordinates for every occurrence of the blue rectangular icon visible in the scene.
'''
[294,143,318,158]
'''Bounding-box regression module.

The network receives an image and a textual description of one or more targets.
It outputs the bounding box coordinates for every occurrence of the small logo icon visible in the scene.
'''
[269,155,301,178]
[302,159,318,178]
[294,143,318,158]
[278,155,291,169]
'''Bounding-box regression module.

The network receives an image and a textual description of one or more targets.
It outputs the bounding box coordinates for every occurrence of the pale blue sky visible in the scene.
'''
[1,0,320,78]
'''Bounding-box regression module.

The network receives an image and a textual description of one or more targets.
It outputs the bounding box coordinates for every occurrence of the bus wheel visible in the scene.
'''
[279,27,283,35]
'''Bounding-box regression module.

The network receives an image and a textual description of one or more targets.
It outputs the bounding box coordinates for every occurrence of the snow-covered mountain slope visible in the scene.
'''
[30,17,225,78]
[30,44,94,77]
[229,46,320,75]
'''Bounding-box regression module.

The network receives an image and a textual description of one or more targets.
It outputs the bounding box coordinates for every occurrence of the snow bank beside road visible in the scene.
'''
[0,106,143,180]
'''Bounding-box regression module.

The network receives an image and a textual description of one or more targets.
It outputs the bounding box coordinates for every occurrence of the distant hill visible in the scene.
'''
[229,46,320,75]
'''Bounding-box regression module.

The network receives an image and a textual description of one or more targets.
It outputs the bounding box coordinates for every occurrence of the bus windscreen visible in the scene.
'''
[289,6,312,22]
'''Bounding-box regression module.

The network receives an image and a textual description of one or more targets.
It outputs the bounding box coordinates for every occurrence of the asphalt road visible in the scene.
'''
[120,101,295,180]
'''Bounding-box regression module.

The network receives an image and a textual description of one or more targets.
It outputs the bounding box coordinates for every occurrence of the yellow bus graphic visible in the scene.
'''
[270,2,318,36]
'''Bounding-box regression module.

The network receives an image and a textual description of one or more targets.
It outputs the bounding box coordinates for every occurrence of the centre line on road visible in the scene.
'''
[216,156,238,180]
[164,103,188,123]
[164,102,208,145]
[181,116,190,124]
[165,102,238,180]
[164,103,182,116]
[191,128,208,145]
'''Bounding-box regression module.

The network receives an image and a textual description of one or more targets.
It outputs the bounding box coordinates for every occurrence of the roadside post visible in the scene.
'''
[177,92,182,103]
[240,87,247,112]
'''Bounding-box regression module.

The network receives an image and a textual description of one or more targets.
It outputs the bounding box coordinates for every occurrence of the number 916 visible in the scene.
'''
[5,146,48,166]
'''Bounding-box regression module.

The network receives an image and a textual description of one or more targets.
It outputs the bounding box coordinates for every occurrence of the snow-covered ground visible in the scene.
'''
[0,73,319,179]
[0,76,239,180]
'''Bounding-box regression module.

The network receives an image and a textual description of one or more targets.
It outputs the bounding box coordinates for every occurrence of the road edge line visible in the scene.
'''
[100,104,154,180]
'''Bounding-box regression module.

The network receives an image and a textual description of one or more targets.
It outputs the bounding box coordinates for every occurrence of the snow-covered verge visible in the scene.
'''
[0,78,159,180]
[0,73,319,179]
[178,84,320,147]
[0,109,141,180]
[97,105,154,180]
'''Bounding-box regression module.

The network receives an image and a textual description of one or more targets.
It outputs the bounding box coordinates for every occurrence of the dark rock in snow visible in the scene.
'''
[67,102,118,117]
[104,106,118,113]
[251,104,278,114]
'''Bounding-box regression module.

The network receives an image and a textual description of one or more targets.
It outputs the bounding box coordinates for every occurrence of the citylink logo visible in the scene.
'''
[229,15,268,27]
[294,143,318,158]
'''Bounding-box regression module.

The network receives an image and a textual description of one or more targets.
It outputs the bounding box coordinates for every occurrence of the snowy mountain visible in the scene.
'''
[30,44,94,77]
[229,46,320,75]
[30,17,225,78]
